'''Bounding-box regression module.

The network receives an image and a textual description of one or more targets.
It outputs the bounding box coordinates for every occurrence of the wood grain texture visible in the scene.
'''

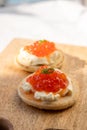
[0,39,87,130]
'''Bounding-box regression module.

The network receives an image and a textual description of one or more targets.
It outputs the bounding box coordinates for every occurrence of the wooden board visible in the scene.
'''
[0,39,87,130]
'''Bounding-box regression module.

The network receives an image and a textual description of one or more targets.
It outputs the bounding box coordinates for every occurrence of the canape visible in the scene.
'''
[18,66,79,110]
[16,40,64,72]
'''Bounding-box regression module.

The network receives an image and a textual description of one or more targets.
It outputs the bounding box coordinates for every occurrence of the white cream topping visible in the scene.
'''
[22,82,31,92]
[34,92,60,101]
[17,47,59,66]
[67,77,73,92]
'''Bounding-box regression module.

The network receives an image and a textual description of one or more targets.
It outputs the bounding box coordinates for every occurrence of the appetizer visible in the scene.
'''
[16,40,64,72]
[18,66,79,110]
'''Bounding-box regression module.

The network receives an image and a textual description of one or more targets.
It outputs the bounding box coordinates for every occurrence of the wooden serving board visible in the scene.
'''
[0,39,87,130]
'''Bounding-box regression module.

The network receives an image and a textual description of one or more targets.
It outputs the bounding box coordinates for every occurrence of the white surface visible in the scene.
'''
[0,0,87,52]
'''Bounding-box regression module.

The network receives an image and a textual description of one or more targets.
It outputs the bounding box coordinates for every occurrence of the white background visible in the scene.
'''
[0,0,87,52]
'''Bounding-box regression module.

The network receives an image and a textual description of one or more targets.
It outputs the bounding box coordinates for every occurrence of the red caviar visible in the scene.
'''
[26,66,69,93]
[24,40,56,57]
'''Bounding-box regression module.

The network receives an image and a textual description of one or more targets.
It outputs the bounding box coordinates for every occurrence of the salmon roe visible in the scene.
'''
[24,40,56,57]
[26,66,69,93]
